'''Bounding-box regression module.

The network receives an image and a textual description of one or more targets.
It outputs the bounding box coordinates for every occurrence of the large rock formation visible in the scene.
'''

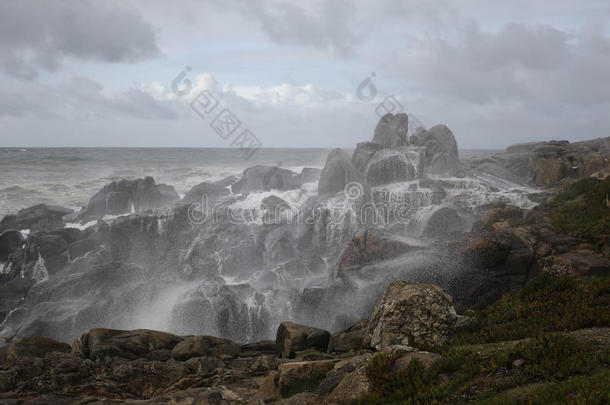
[14,204,73,232]
[372,113,410,148]
[79,177,179,220]
[364,281,458,349]
[275,321,331,359]
[337,228,414,277]
[410,125,459,175]
[318,149,364,196]
[464,137,610,187]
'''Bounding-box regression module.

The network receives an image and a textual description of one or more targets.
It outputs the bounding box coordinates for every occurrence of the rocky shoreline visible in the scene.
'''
[1,113,609,403]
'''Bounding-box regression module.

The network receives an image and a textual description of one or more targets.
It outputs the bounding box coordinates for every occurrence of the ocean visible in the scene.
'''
[0,147,498,219]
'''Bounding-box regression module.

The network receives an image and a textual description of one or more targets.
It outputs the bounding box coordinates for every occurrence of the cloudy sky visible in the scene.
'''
[1,0,609,149]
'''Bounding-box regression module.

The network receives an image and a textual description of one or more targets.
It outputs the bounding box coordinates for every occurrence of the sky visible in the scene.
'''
[0,0,609,149]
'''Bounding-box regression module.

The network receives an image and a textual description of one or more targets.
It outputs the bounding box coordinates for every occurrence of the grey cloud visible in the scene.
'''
[0,0,160,79]
[0,76,182,120]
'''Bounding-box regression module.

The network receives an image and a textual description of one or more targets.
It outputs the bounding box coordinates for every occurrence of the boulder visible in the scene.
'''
[352,142,383,173]
[364,281,457,350]
[276,321,331,359]
[300,168,322,184]
[410,125,459,175]
[365,151,417,186]
[71,328,183,360]
[15,204,73,232]
[391,351,441,372]
[5,336,70,362]
[0,215,17,233]
[80,177,179,219]
[337,228,413,276]
[261,195,291,225]
[0,230,24,261]
[328,319,368,353]
[326,364,370,404]
[318,149,365,196]
[372,113,409,148]
[171,335,240,360]
[183,181,230,205]
[460,237,512,269]
[422,207,465,237]
[277,359,337,396]
[232,166,302,193]
[534,156,571,187]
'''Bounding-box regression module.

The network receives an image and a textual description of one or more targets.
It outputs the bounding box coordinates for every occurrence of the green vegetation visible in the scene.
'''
[358,273,610,404]
[359,335,609,404]
[453,272,610,344]
[548,177,610,254]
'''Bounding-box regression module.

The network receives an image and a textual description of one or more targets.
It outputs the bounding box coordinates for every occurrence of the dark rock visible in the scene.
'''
[264,227,296,265]
[15,204,73,232]
[261,195,291,225]
[6,336,70,362]
[318,149,364,196]
[364,281,457,349]
[365,151,417,186]
[410,125,459,175]
[352,142,383,173]
[71,328,183,360]
[183,181,230,205]
[372,113,409,148]
[0,230,24,262]
[80,177,179,219]
[232,166,302,193]
[337,228,413,276]
[300,168,322,183]
[240,340,276,357]
[0,215,17,233]
[422,207,465,238]
[171,335,240,360]
[68,236,102,260]
[276,321,331,359]
[328,319,368,353]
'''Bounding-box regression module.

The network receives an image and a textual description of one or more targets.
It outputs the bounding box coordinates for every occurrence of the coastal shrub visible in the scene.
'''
[549,177,610,253]
[359,335,608,404]
[453,272,610,344]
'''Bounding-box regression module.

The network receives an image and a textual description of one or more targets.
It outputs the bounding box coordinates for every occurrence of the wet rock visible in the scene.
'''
[232,166,302,193]
[300,167,322,184]
[0,230,24,262]
[5,336,70,362]
[365,151,417,186]
[72,328,183,360]
[365,281,457,350]
[318,148,364,196]
[328,319,368,353]
[68,235,102,260]
[183,181,230,205]
[276,322,331,359]
[80,177,179,219]
[15,204,73,232]
[410,125,459,175]
[352,142,383,173]
[0,215,17,233]
[460,237,512,269]
[261,195,291,224]
[422,207,465,238]
[264,227,296,265]
[372,113,409,148]
[337,228,413,276]
[171,336,240,360]
[240,340,276,358]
